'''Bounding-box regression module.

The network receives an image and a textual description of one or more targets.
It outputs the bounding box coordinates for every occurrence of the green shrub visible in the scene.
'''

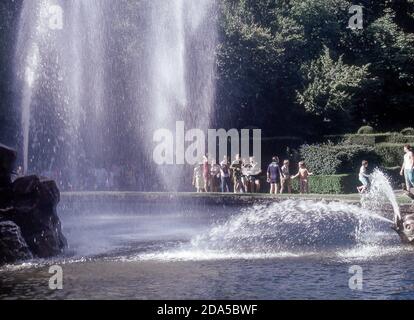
[341,132,414,144]
[401,127,414,136]
[299,143,341,175]
[384,133,410,144]
[373,143,404,167]
[335,145,381,173]
[344,134,376,145]
[292,174,356,194]
[405,136,414,144]
[300,143,380,175]
[357,126,374,134]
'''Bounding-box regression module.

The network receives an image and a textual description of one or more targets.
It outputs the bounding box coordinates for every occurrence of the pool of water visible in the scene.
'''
[1,199,414,299]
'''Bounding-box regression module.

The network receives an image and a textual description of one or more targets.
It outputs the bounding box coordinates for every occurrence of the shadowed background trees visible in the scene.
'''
[213,0,414,137]
[1,0,414,144]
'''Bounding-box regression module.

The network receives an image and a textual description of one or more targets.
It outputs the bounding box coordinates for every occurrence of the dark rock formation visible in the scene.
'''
[0,144,67,264]
[0,144,16,186]
[0,144,16,208]
[0,221,33,264]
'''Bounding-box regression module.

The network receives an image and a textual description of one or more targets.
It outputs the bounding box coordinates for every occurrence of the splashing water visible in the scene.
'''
[134,200,396,262]
[361,169,401,223]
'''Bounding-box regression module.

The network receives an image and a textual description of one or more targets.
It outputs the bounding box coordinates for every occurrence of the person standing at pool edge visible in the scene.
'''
[267,156,281,194]
[231,154,243,193]
[280,160,292,194]
[400,144,414,192]
[293,161,313,194]
[210,159,221,192]
[220,156,231,192]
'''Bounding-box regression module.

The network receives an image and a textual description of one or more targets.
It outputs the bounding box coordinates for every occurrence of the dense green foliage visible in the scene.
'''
[216,0,414,135]
[298,132,409,192]
[1,1,413,157]
[373,143,405,167]
[292,174,356,194]
[299,142,380,174]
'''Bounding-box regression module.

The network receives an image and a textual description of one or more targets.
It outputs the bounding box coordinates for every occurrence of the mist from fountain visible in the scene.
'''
[13,0,217,190]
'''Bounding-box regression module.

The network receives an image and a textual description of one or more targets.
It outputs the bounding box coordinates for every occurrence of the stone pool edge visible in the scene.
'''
[61,192,414,215]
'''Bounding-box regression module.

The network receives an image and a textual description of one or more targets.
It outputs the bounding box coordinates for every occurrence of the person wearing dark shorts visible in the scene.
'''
[267,156,281,194]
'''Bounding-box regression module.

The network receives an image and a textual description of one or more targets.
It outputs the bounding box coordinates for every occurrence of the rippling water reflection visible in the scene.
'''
[1,200,414,299]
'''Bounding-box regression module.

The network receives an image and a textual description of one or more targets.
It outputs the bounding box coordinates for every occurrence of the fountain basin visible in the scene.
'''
[2,193,414,299]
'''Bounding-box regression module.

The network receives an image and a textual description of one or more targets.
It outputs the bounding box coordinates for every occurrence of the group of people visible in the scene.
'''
[266,157,313,194]
[193,144,414,196]
[192,154,313,194]
[192,154,262,193]
[357,144,414,193]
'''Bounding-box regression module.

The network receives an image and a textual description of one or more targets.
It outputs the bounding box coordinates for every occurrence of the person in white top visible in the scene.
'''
[400,144,414,192]
[357,160,370,193]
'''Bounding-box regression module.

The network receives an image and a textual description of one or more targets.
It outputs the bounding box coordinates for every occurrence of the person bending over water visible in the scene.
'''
[293,161,313,194]
[267,156,281,194]
[357,160,370,193]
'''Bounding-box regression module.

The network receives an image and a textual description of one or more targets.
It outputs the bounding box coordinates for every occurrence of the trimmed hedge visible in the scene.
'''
[299,143,340,175]
[300,143,380,175]
[324,133,414,145]
[292,174,356,194]
[344,134,376,145]
[357,126,374,134]
[401,127,414,136]
[373,143,404,167]
[383,133,414,144]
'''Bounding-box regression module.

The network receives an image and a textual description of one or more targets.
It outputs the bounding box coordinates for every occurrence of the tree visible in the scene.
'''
[216,0,414,134]
[296,46,370,118]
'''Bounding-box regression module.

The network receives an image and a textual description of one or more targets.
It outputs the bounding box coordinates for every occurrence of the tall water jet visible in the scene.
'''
[13,0,217,191]
[14,0,106,186]
[142,0,218,190]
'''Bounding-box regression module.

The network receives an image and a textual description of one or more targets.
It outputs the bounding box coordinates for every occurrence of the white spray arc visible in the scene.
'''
[135,199,397,262]
[361,169,401,223]
[134,171,403,261]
